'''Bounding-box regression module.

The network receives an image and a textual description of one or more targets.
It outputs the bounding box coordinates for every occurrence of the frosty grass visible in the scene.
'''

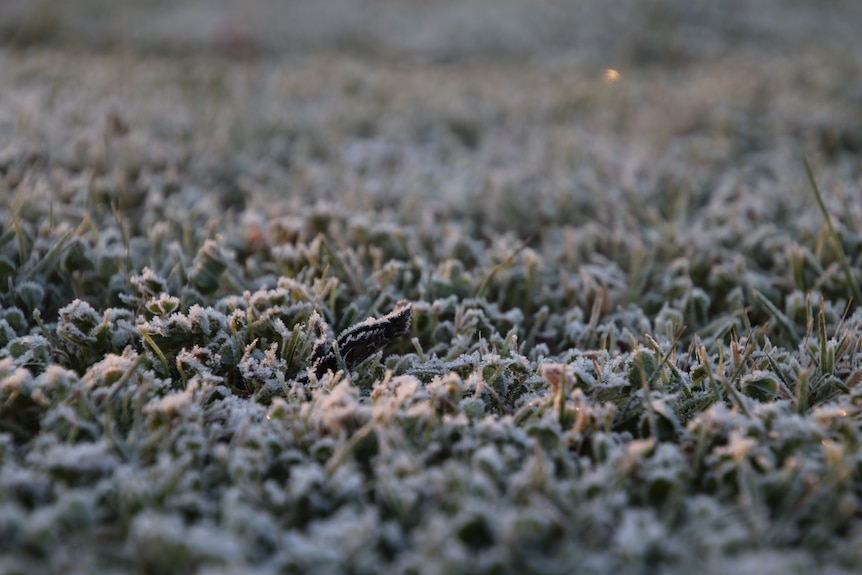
[3,3,862,573]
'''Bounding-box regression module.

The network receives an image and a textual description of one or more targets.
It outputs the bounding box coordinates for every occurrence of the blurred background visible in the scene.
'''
[2,0,861,66]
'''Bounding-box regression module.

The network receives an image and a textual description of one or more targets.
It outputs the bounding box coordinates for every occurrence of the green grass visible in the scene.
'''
[2,4,862,573]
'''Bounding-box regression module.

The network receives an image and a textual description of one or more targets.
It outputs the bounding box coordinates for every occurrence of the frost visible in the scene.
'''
[0,320,18,349]
[31,364,78,406]
[1,335,52,373]
[145,293,181,316]
[239,340,285,392]
[614,508,668,560]
[459,397,486,421]
[27,439,119,483]
[740,370,781,401]
[3,10,862,572]
[145,387,196,418]
[129,512,241,571]
[0,361,33,397]
[83,351,139,389]
[57,299,102,346]
[11,281,44,315]
[129,267,169,301]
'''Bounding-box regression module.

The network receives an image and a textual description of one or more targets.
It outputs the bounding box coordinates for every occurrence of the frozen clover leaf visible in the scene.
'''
[12,280,44,316]
[0,357,33,400]
[129,267,169,301]
[1,307,27,335]
[0,318,17,348]
[145,293,181,317]
[57,299,102,347]
[31,364,79,406]
[57,301,136,364]
[189,240,229,295]
[2,335,52,373]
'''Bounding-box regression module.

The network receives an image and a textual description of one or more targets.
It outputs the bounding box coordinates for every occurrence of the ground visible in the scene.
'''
[2,2,862,574]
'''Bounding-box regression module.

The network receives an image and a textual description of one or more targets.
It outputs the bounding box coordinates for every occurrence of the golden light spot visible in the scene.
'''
[605,69,621,83]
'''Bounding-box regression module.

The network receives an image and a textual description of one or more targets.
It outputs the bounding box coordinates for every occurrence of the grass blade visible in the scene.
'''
[804,159,862,306]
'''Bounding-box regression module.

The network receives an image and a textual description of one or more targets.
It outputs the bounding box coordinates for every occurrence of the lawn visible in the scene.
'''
[2,2,862,573]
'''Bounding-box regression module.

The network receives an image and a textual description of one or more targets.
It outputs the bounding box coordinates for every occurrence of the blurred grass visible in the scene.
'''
[2,0,862,65]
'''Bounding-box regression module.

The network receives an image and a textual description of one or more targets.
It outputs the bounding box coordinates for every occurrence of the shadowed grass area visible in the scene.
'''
[2,3,862,574]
